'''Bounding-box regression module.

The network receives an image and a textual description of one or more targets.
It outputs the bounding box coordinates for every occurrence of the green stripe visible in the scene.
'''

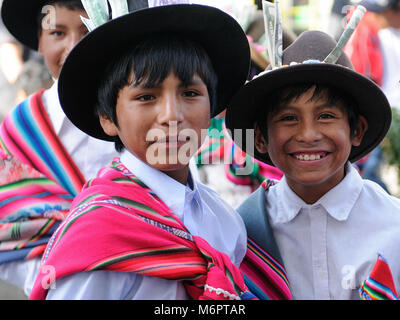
[89,246,192,271]
[361,283,389,300]
[113,196,177,223]
[224,265,243,296]
[11,222,21,240]
[0,177,55,190]
[55,205,100,245]
[0,137,10,155]
[248,242,289,287]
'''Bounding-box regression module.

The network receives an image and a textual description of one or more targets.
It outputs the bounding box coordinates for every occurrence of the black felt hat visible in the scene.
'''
[225,30,392,165]
[58,4,251,141]
[1,0,46,50]
[1,0,85,50]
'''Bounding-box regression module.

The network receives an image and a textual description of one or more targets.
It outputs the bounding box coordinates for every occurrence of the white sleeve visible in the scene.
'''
[46,270,137,300]
[0,258,41,296]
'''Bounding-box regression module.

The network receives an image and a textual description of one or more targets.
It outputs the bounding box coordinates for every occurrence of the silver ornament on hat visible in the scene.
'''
[80,0,191,32]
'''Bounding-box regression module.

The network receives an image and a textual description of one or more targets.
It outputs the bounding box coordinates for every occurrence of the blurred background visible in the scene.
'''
[0,0,399,299]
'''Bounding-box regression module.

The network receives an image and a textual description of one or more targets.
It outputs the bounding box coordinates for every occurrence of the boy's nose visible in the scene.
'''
[65,33,82,53]
[295,121,322,143]
[158,95,184,125]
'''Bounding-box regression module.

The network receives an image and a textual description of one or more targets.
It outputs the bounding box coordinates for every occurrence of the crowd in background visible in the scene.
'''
[0,0,399,299]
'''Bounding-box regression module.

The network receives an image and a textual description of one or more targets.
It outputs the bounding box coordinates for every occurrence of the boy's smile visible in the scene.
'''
[100,72,211,184]
[38,6,88,79]
[255,86,367,203]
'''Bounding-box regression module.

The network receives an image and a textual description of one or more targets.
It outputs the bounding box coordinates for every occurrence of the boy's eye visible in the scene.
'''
[279,115,297,122]
[50,31,64,37]
[137,94,155,101]
[183,90,200,98]
[319,113,335,120]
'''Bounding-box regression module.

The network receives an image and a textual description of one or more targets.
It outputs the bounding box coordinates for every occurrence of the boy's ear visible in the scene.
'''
[351,115,368,147]
[254,123,268,154]
[99,114,119,137]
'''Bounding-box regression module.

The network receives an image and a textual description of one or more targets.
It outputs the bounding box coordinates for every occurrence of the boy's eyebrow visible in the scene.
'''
[314,103,343,111]
[133,77,205,89]
[179,78,205,87]
[49,24,87,30]
[272,102,342,116]
[278,102,340,112]
[48,24,67,30]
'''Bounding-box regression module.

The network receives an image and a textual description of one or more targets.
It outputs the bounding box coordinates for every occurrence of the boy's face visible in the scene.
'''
[255,86,367,203]
[38,5,88,79]
[100,72,211,184]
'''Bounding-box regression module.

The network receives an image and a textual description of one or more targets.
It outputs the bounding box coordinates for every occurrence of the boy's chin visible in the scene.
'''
[147,159,193,175]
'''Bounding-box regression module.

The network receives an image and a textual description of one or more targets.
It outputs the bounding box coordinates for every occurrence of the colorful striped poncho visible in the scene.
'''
[238,180,292,300]
[360,255,399,300]
[0,90,85,263]
[30,158,257,300]
[195,118,282,191]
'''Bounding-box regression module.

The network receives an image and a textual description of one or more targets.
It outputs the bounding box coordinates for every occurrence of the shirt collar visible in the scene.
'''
[120,150,198,221]
[276,162,363,223]
[42,80,66,134]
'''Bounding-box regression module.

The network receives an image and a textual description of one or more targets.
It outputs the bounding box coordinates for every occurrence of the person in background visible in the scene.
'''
[0,0,120,297]
[345,0,400,193]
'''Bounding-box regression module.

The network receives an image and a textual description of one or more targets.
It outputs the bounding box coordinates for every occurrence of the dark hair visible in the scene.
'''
[36,0,85,32]
[96,34,218,152]
[392,0,400,11]
[256,84,360,141]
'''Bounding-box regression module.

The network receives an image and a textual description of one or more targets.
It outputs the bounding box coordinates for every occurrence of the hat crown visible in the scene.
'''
[282,30,354,69]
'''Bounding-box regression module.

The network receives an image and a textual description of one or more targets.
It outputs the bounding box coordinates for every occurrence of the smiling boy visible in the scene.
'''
[226,29,400,299]
[0,0,120,296]
[256,83,367,204]
[29,2,260,300]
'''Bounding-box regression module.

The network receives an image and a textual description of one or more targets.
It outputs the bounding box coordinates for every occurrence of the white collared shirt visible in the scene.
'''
[45,150,247,300]
[42,81,120,180]
[0,83,120,296]
[266,162,400,300]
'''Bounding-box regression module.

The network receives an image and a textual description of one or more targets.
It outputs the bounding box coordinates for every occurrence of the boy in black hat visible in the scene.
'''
[226,6,400,299]
[29,1,264,300]
[0,0,119,296]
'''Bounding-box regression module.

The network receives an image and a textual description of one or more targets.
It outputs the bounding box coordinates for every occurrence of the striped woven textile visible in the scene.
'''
[195,118,228,167]
[30,158,258,300]
[360,255,399,300]
[240,238,291,300]
[238,179,292,300]
[0,91,85,263]
[195,118,282,190]
[0,90,85,195]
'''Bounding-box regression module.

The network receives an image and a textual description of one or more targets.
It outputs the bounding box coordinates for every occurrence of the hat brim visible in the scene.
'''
[225,63,392,165]
[1,0,47,50]
[58,4,250,141]
[359,0,388,12]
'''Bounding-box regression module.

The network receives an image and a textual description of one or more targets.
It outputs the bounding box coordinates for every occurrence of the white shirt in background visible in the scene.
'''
[378,27,400,109]
[0,83,120,296]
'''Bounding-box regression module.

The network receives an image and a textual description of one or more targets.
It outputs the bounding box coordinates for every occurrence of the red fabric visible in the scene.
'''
[344,8,384,86]
[29,160,254,300]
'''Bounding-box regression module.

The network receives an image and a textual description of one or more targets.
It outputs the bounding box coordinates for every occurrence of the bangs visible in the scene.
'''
[127,35,217,99]
[96,34,218,152]
[265,84,359,118]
